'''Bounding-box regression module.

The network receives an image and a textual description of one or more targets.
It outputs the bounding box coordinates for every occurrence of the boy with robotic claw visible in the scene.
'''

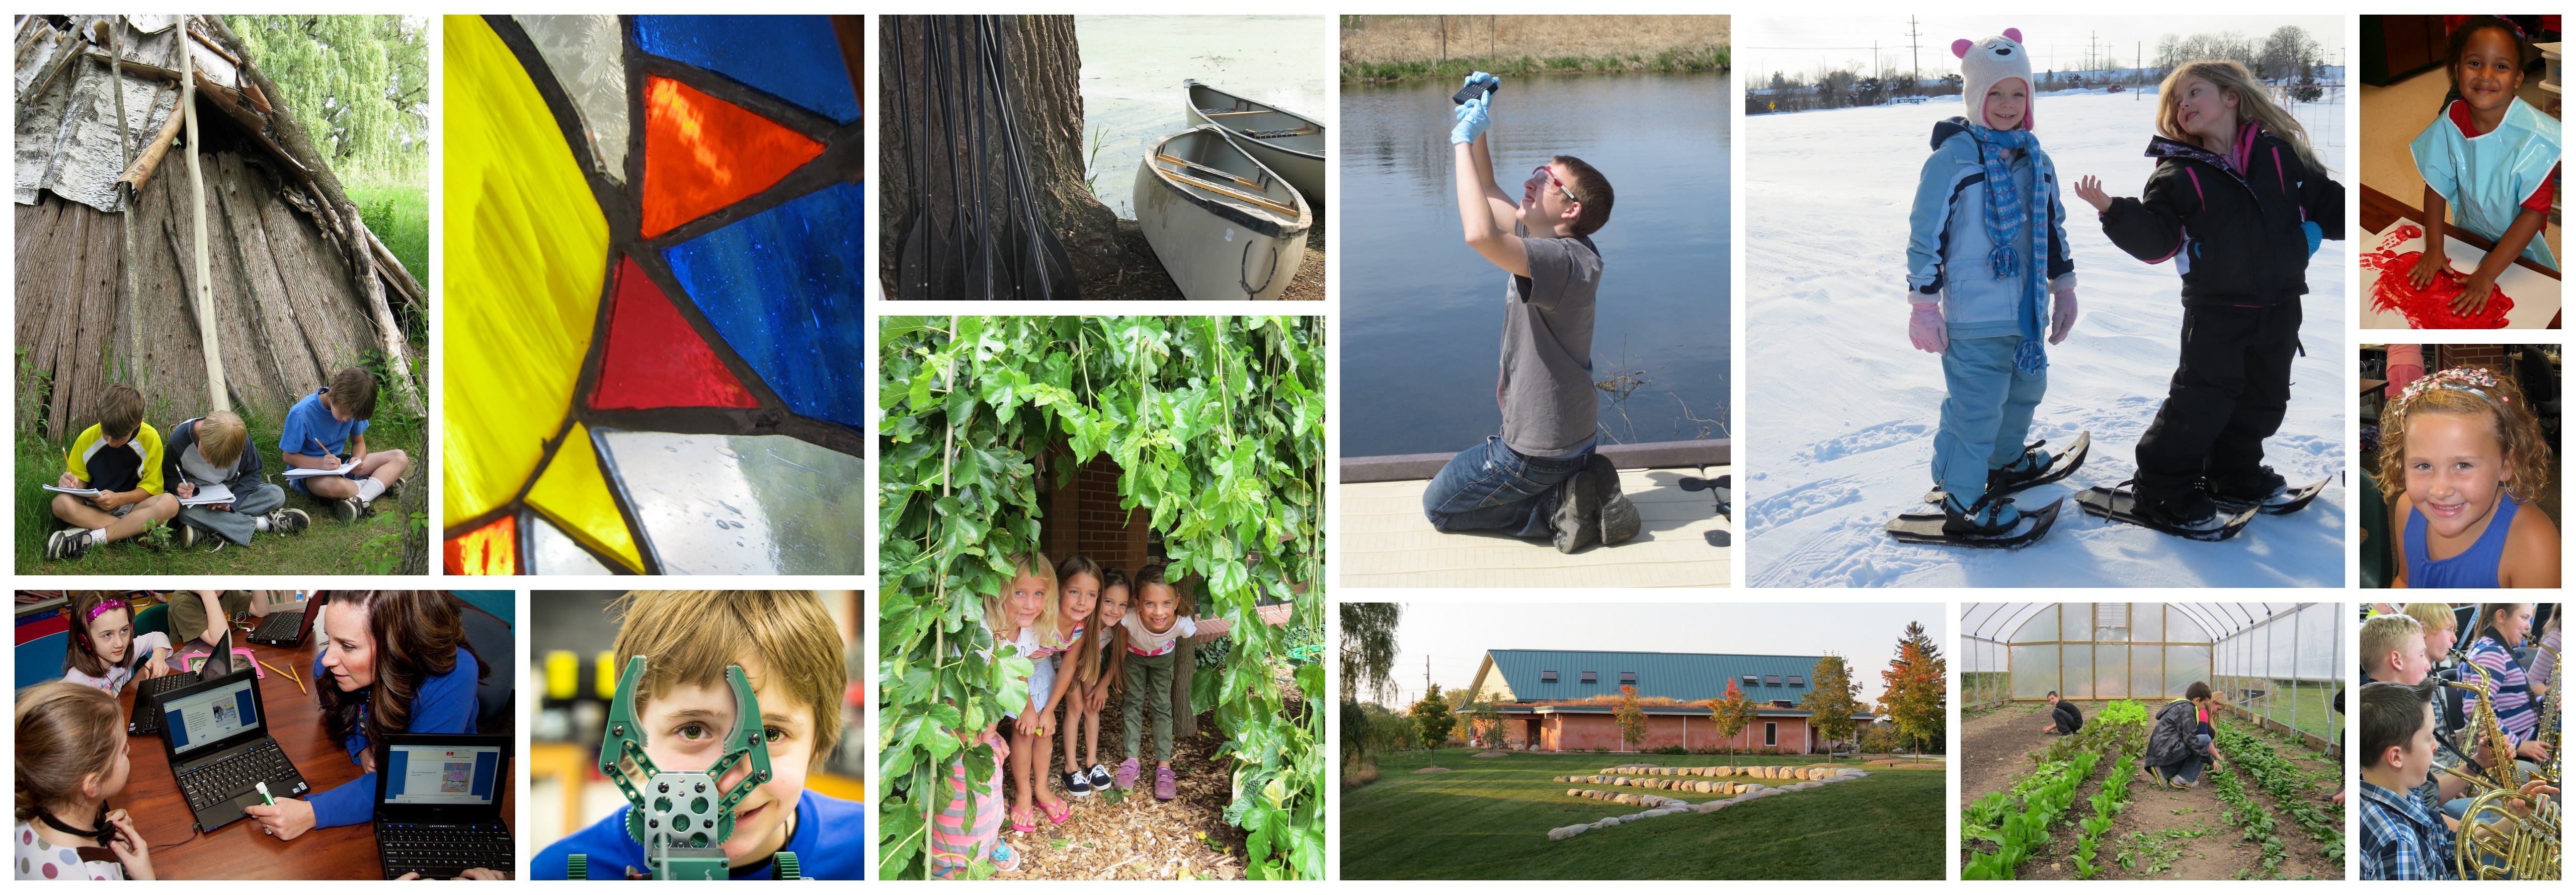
[531,591,864,879]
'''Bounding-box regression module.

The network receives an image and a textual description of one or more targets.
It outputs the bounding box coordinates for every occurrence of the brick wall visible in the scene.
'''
[1536,713,1820,753]
[2437,344,2508,372]
[1038,450,1153,578]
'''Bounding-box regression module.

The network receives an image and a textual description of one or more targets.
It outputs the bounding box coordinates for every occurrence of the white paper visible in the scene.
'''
[179,483,234,506]
[283,460,359,479]
[42,485,103,496]
[2360,217,2562,330]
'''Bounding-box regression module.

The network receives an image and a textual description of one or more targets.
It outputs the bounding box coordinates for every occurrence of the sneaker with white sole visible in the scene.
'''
[271,508,311,535]
[1062,769,1092,798]
[331,496,364,522]
[178,523,200,550]
[1087,763,1113,793]
[45,528,95,561]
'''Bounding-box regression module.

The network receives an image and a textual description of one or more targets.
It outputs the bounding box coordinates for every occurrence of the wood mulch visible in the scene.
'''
[1001,695,1250,880]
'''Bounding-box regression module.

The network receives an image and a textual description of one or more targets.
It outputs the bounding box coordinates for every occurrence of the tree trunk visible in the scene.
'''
[877,15,1134,294]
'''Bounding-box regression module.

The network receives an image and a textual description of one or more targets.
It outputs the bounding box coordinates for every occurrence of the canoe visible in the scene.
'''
[1182,80,1325,207]
[1133,125,1311,301]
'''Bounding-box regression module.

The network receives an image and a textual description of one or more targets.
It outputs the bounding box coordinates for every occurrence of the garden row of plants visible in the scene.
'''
[2072,700,2150,879]
[2214,720,2344,868]
[1960,700,2151,880]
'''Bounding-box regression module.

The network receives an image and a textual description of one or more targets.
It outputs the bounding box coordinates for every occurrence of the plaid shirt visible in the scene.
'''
[2360,779,2458,880]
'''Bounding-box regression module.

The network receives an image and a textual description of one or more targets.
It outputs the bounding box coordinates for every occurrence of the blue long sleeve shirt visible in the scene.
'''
[306,647,481,829]
[532,789,868,879]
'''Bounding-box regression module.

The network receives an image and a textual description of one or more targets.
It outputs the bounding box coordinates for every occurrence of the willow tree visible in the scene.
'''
[222,15,427,179]
[876,315,1325,880]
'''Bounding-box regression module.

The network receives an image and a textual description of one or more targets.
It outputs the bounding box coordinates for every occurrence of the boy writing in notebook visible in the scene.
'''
[279,368,409,522]
[164,410,309,550]
[44,384,180,560]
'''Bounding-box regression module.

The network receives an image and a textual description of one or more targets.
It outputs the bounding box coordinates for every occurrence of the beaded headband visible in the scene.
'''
[2391,367,2511,416]
[83,598,128,624]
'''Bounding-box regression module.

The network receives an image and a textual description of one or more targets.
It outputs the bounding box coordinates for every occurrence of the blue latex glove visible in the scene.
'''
[1464,70,1500,98]
[1451,95,1491,145]
[2300,220,2322,258]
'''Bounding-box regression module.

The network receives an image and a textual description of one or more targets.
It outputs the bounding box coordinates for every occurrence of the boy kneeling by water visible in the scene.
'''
[1420,71,1636,554]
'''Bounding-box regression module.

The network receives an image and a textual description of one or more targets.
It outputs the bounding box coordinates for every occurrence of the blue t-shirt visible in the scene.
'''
[278,387,370,459]
[532,789,867,879]
[306,648,481,829]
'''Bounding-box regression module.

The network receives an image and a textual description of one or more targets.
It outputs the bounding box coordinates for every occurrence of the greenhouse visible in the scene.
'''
[1962,603,2342,749]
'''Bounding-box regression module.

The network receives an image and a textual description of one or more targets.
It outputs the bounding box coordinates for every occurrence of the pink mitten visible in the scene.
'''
[1908,302,1947,354]
[2049,288,2078,344]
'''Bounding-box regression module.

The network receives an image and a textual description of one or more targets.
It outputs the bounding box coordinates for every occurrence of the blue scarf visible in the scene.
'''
[1967,122,2054,372]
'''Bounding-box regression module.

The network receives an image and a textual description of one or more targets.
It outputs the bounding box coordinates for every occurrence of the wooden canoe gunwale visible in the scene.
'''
[1183,79,1324,164]
[1142,127,1308,241]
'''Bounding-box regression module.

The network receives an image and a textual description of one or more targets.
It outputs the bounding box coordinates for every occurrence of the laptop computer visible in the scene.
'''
[372,734,514,879]
[128,623,234,737]
[156,664,309,833]
[246,592,325,647]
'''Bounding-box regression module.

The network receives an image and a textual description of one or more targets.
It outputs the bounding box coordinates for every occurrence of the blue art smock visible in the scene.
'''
[2411,96,2560,271]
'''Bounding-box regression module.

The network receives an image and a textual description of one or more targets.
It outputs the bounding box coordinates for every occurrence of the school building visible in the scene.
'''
[1466,649,1878,754]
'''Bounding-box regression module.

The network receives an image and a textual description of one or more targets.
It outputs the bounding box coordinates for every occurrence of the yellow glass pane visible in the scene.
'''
[441,14,610,526]
[525,422,644,573]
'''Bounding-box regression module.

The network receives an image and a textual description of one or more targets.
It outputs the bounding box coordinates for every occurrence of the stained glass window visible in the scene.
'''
[443,15,865,574]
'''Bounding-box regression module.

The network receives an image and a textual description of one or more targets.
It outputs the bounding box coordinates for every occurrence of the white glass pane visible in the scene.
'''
[2131,645,2161,699]
[2013,605,2059,642]
[517,15,631,184]
[2134,604,2163,642]
[2165,645,2211,696]
[2166,609,2208,643]
[527,511,614,575]
[2063,644,2093,699]
[2095,645,2129,698]
[2296,605,2338,683]
[2012,645,2055,699]
[597,430,867,574]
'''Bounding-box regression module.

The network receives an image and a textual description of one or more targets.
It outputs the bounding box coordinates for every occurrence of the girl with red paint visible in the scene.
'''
[2408,16,2559,317]
[2072,60,2344,531]
[2377,367,2559,588]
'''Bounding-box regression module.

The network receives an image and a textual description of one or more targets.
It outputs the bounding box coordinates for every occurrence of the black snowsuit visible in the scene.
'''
[2097,124,2344,514]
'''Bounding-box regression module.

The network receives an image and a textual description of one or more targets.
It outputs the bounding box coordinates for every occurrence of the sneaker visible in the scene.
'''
[1153,765,1178,801]
[2136,480,2223,530]
[1062,769,1093,798]
[45,528,95,561]
[1589,455,1641,546]
[1115,758,1140,791]
[1087,763,1113,793]
[178,523,200,550]
[270,508,311,535]
[1940,491,2023,536]
[1547,468,1600,554]
[1986,441,2054,492]
[331,496,364,523]
[2208,466,2289,512]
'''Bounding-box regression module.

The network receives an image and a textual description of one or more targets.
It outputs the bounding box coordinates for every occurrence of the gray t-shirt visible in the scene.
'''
[1498,229,1602,457]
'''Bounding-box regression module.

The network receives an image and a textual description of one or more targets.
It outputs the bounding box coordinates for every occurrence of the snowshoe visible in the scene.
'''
[1923,431,2089,504]
[2211,473,2331,515]
[1885,496,2065,548]
[2075,482,2257,541]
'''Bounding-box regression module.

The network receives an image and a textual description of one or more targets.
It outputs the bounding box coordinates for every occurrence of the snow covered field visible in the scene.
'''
[1745,92,2346,587]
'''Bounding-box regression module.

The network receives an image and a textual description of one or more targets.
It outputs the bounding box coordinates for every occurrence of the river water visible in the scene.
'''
[1341,72,1733,457]
[1077,15,1334,218]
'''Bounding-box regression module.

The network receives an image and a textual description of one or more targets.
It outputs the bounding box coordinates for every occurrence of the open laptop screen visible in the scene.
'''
[163,675,260,756]
[382,742,503,806]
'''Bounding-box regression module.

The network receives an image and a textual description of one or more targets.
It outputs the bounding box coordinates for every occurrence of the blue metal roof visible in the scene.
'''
[1480,649,1830,703]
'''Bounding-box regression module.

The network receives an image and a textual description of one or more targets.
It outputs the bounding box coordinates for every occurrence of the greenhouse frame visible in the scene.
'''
[1963,603,2343,751]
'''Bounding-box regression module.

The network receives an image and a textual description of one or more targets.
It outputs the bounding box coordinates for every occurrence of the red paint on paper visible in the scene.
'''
[2362,224,2515,329]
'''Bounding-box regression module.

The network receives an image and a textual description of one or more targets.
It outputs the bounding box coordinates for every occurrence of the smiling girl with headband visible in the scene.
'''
[2377,366,2560,587]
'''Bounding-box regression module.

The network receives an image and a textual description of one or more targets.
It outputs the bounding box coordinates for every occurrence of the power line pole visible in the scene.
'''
[1907,15,1922,93]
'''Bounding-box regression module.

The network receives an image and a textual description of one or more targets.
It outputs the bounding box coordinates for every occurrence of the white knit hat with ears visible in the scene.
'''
[1955,28,2036,130]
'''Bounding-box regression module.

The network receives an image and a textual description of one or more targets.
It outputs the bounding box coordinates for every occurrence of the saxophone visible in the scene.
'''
[2445,661,2561,880]
[2540,643,2561,780]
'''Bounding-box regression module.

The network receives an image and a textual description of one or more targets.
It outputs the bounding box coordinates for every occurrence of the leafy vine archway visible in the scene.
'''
[876,315,1326,879]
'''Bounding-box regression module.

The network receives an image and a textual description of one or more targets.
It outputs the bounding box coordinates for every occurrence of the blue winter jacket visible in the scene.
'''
[1904,117,2077,339]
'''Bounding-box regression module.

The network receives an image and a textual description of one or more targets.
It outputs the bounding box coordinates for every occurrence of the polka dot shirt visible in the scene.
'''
[15,822,122,880]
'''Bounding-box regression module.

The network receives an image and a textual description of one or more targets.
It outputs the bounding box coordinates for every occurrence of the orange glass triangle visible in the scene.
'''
[640,74,824,238]
[444,514,517,575]
[592,256,759,410]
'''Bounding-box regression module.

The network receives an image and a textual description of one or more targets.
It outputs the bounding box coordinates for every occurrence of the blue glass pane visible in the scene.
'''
[662,180,866,429]
[634,15,860,124]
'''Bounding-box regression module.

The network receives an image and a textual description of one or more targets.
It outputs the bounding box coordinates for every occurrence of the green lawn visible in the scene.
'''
[1341,748,1943,879]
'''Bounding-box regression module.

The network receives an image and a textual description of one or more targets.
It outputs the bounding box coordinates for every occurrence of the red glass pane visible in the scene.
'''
[591,255,759,410]
[444,514,517,575]
[640,74,824,238]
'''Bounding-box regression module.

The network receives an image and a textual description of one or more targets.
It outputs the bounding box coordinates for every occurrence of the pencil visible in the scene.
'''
[258,658,306,694]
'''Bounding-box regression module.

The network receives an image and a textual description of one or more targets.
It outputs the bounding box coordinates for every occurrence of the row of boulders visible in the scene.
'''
[1583,765,1852,782]
[1546,770,1872,841]
[1555,775,1771,795]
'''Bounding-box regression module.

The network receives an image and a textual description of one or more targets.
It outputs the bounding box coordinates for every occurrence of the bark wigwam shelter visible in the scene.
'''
[15,14,422,435]
[1468,649,1877,754]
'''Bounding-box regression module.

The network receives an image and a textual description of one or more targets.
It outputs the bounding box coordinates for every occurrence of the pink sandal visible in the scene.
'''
[1009,807,1036,834]
[1038,797,1072,825]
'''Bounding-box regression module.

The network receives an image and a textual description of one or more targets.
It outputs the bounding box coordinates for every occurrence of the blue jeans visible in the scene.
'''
[1935,334,2047,502]
[2153,733,2213,785]
[1421,436,1590,539]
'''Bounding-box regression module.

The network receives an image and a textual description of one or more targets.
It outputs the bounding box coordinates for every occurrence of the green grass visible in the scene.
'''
[347,181,427,337]
[1341,748,1943,879]
[1341,47,1729,84]
[2216,679,2342,744]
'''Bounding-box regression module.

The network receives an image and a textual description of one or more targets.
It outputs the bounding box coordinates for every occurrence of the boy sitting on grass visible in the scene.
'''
[1419,71,1638,555]
[163,410,310,550]
[279,368,409,521]
[45,384,180,560]
[532,590,864,879]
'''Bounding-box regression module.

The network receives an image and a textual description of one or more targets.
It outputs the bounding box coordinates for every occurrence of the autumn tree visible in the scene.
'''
[1800,653,1865,753]
[1455,691,1507,750]
[1707,679,1755,767]
[1880,621,1948,757]
[1411,685,1454,752]
[1613,685,1649,752]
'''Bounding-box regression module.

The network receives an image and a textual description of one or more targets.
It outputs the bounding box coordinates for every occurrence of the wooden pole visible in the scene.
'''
[1153,165,1298,217]
[182,25,228,413]
[109,19,141,370]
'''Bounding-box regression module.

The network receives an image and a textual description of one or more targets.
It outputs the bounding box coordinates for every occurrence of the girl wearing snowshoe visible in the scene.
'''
[2407,16,2558,319]
[2074,60,2343,532]
[2378,367,2559,588]
[1904,28,2078,538]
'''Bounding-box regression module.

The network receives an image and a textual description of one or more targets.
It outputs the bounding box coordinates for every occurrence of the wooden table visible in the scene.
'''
[107,628,515,878]
[2360,378,2388,397]
[2359,183,2561,328]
